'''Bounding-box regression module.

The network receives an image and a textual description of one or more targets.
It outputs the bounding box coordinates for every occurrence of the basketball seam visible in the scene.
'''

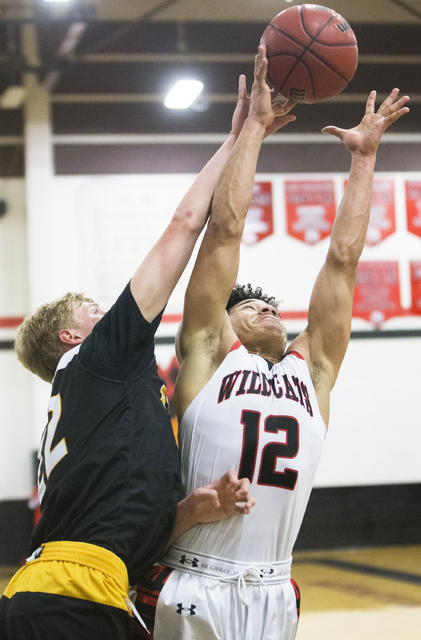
[300,6,335,42]
[278,7,333,100]
[267,25,357,48]
[267,50,354,83]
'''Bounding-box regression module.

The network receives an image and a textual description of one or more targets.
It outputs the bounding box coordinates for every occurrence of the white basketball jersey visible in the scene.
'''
[177,341,326,564]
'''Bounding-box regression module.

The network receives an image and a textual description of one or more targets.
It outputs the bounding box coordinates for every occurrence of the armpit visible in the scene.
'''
[310,359,328,389]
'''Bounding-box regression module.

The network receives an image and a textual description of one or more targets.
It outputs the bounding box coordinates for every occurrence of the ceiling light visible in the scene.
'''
[0,86,26,109]
[164,80,204,109]
[43,0,72,3]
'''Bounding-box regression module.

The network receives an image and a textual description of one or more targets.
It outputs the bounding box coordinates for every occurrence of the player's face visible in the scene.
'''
[228,298,287,356]
[72,301,105,339]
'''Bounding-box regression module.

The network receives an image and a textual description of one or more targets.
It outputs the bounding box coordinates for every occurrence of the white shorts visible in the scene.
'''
[134,548,300,640]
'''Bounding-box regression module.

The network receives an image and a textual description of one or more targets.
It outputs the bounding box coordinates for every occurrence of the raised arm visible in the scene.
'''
[129,76,251,323]
[175,45,296,418]
[289,89,410,425]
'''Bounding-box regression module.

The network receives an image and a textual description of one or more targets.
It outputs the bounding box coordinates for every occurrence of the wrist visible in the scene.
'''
[350,150,377,165]
[350,151,377,176]
[227,130,240,144]
[176,494,198,529]
[244,116,268,134]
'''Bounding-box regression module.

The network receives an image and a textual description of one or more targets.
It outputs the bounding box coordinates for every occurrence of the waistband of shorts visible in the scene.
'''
[162,545,292,583]
[26,540,129,590]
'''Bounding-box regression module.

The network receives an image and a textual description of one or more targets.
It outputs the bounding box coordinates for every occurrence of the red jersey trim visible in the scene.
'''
[229,339,242,353]
[286,350,305,360]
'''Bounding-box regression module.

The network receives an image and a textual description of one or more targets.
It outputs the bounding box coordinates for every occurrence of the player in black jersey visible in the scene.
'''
[0,85,256,640]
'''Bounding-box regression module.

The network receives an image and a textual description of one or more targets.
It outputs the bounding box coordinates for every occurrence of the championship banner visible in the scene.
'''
[365,179,396,246]
[405,181,421,238]
[353,261,401,327]
[242,181,274,245]
[410,261,421,316]
[285,180,335,244]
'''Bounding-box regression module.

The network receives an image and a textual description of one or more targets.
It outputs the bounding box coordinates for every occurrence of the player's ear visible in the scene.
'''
[59,328,83,345]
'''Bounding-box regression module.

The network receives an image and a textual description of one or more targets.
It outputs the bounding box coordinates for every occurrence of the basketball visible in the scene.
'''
[260,4,358,104]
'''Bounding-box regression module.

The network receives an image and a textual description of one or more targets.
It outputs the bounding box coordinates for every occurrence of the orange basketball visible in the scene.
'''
[260,4,358,103]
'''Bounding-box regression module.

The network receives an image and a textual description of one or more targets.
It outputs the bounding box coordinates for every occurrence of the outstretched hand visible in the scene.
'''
[187,470,255,523]
[248,44,296,136]
[321,88,410,155]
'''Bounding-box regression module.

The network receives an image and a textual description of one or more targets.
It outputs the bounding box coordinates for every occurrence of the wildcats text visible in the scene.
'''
[218,368,313,417]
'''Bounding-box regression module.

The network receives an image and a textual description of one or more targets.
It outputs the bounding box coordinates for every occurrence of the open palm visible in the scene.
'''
[322,88,409,155]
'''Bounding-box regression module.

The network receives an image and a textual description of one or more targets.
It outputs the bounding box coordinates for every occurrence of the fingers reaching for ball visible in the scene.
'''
[321,88,409,155]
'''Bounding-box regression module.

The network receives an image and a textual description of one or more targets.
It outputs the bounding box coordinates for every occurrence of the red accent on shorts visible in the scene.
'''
[291,578,301,618]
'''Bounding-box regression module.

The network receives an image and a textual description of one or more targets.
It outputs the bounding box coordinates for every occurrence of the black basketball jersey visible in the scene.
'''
[30,283,182,584]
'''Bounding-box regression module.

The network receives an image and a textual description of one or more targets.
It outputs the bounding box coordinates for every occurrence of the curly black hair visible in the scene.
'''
[226,283,279,312]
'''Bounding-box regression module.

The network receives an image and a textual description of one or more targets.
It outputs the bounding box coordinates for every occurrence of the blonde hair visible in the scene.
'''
[15,292,94,383]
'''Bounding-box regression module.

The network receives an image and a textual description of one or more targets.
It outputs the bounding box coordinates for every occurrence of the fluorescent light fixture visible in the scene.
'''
[164,80,204,109]
[0,86,26,109]
[43,0,72,3]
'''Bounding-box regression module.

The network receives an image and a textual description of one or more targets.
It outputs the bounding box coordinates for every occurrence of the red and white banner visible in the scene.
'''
[357,179,396,246]
[242,181,274,245]
[285,180,336,244]
[353,261,401,327]
[405,181,421,239]
[410,261,421,315]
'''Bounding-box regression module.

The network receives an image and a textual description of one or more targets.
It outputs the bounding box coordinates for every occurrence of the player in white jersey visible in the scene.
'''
[134,45,409,639]
[176,342,325,564]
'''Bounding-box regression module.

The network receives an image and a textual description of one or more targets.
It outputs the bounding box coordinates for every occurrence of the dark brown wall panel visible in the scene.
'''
[0,146,24,177]
[54,141,421,175]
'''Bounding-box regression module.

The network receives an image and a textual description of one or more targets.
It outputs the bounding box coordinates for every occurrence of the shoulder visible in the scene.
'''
[285,331,310,367]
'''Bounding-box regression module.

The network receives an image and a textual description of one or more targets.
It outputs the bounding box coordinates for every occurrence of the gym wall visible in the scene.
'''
[0,18,420,564]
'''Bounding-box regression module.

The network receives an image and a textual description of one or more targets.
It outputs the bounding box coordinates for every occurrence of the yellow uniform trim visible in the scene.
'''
[4,541,130,613]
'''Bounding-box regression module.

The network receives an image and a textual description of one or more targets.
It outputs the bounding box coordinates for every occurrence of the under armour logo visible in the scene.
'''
[179,554,199,567]
[177,603,196,616]
[259,568,275,578]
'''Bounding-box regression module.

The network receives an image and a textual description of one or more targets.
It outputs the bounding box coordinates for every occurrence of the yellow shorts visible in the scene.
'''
[4,540,130,610]
[1,540,133,640]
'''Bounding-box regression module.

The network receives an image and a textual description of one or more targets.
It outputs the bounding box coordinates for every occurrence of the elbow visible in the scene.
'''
[327,243,361,272]
[172,205,208,236]
[208,202,246,242]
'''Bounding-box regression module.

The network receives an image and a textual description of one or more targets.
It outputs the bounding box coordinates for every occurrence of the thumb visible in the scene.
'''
[264,114,296,138]
[321,125,345,139]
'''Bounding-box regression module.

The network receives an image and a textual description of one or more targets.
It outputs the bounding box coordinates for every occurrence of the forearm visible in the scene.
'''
[329,152,377,265]
[174,132,239,231]
[211,118,266,227]
[164,495,199,552]
[129,135,241,321]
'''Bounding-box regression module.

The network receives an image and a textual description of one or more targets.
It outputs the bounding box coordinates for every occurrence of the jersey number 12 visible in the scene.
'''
[38,394,68,502]
[238,410,299,490]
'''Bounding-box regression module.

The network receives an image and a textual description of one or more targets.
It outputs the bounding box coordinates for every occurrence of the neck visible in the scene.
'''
[246,345,285,364]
